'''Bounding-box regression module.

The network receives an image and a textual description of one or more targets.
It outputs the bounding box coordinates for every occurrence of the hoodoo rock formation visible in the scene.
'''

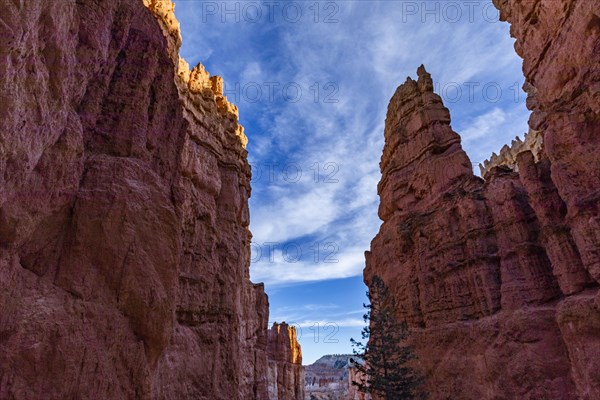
[365,1,600,398]
[267,323,305,400]
[478,128,543,177]
[0,0,274,399]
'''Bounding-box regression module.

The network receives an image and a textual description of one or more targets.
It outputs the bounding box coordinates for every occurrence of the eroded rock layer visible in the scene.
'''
[479,128,543,177]
[365,1,600,397]
[267,323,305,400]
[0,0,268,399]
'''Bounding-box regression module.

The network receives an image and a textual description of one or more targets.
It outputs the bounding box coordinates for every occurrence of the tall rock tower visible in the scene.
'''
[366,1,600,396]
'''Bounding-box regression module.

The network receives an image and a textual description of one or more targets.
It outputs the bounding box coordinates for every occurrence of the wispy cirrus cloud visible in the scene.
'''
[174,1,529,289]
[251,245,367,286]
[174,0,529,363]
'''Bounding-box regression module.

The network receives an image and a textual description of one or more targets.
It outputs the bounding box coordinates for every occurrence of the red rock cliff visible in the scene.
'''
[267,323,304,400]
[365,1,600,398]
[0,0,268,399]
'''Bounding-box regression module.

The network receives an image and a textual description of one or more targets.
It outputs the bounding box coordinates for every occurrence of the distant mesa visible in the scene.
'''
[304,355,370,400]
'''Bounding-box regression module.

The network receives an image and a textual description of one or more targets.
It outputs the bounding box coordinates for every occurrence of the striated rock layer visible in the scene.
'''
[0,0,269,399]
[267,323,305,400]
[365,0,600,397]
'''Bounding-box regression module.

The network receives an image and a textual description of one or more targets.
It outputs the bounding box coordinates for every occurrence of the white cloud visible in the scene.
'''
[174,0,530,287]
[251,246,366,286]
[461,108,507,142]
[240,61,263,83]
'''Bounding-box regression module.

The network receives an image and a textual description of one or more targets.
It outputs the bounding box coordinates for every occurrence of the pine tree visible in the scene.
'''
[350,276,425,399]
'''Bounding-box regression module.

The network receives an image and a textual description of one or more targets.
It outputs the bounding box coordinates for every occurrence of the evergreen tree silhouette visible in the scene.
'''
[350,276,426,399]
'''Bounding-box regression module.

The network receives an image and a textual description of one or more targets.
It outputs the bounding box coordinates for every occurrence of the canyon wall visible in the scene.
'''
[0,0,269,399]
[267,323,305,400]
[347,366,371,400]
[365,1,600,398]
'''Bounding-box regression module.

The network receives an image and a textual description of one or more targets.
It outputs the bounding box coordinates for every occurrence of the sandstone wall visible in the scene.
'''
[347,367,371,400]
[267,323,305,400]
[365,1,600,394]
[0,0,268,399]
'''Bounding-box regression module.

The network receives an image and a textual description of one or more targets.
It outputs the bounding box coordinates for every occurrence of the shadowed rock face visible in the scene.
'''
[366,1,600,398]
[0,0,269,399]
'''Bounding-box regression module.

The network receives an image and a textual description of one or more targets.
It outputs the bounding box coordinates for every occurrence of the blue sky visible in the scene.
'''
[174,0,529,364]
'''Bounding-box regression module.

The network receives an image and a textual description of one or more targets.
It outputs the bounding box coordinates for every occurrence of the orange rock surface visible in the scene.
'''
[267,323,304,400]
